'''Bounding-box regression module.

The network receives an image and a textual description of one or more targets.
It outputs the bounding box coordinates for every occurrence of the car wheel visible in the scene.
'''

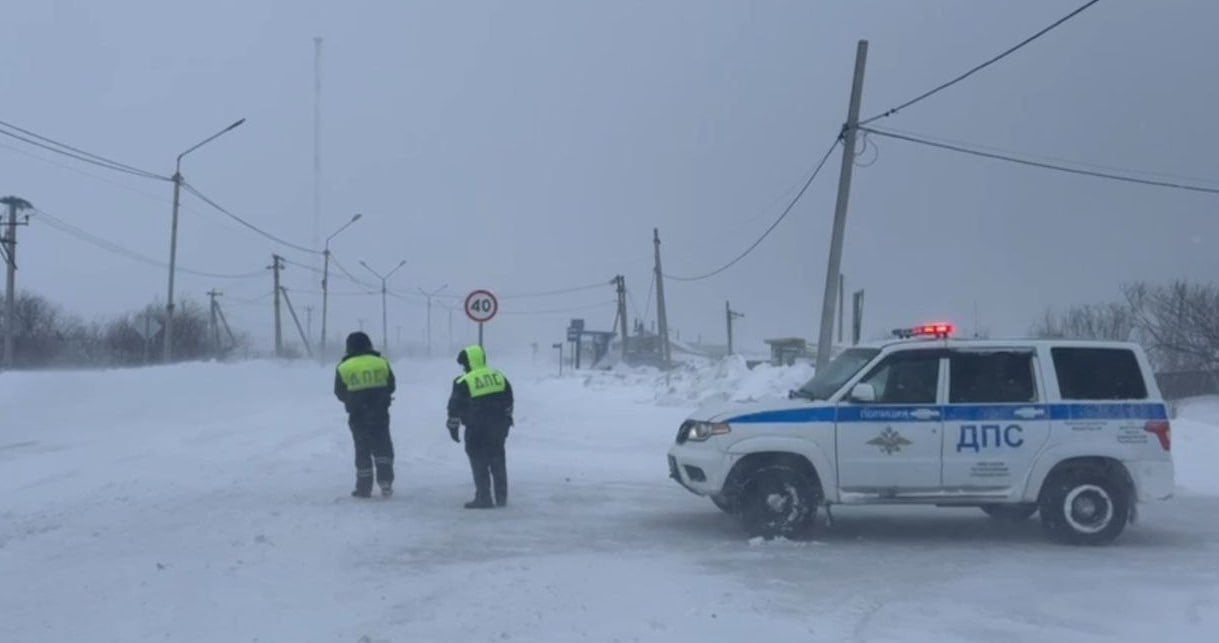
[737,465,818,539]
[980,503,1038,522]
[1039,469,1129,545]
[710,494,737,514]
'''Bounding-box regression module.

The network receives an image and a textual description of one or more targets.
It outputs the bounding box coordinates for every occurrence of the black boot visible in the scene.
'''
[464,498,494,509]
[352,468,373,498]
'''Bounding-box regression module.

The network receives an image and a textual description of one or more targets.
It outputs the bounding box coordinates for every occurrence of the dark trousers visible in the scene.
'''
[464,423,509,504]
[350,413,394,492]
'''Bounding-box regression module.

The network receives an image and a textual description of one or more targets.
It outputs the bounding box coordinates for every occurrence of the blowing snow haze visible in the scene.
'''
[2,0,1217,356]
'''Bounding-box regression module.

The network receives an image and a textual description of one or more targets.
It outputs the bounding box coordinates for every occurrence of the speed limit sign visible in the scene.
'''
[464,289,498,323]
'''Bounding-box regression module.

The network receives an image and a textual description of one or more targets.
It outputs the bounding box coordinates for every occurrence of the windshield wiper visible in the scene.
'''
[788,388,816,401]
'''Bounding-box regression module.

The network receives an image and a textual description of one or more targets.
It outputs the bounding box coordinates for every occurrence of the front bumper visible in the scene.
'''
[667,443,730,496]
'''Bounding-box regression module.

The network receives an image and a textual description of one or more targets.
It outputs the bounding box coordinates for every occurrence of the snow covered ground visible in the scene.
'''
[2,357,1218,642]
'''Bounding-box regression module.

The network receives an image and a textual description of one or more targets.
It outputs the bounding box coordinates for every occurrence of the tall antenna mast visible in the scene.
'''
[313,36,323,267]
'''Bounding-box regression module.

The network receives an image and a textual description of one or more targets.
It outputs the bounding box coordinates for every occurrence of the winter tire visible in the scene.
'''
[737,465,818,540]
[980,503,1037,522]
[1039,469,1129,545]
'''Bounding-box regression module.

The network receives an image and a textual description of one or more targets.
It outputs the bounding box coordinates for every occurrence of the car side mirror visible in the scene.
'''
[849,383,876,403]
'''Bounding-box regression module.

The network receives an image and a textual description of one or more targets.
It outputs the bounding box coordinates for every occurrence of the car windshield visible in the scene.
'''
[795,348,881,400]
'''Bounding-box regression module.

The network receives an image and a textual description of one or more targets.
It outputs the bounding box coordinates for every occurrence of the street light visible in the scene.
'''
[320,213,363,361]
[164,117,246,363]
[360,259,406,355]
[418,284,447,358]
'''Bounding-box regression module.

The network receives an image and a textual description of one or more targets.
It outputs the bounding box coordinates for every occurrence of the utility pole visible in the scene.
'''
[320,213,362,362]
[164,118,246,363]
[281,287,313,357]
[304,305,314,344]
[360,259,406,355]
[838,273,845,344]
[726,300,744,356]
[653,228,672,369]
[418,284,447,358]
[271,254,284,357]
[815,40,868,373]
[614,275,629,361]
[852,289,865,345]
[1,196,32,370]
[207,289,222,359]
[313,37,323,278]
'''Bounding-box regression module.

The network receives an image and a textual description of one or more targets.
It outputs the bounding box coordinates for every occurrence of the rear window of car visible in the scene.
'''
[1051,347,1148,400]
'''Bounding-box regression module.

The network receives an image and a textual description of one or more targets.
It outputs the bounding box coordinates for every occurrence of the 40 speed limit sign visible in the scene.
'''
[464,290,498,323]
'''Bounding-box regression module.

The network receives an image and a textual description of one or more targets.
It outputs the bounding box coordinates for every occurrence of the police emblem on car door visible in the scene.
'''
[867,427,912,455]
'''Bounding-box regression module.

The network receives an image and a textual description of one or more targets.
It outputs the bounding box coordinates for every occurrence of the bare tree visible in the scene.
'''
[1030,302,1136,341]
[1123,280,1219,372]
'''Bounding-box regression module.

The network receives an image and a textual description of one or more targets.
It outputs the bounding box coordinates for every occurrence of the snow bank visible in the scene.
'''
[1171,396,1219,496]
[571,355,813,409]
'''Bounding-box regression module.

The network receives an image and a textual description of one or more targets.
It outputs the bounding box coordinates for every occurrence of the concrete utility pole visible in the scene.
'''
[614,275,629,361]
[726,300,744,356]
[816,40,868,373]
[207,289,222,359]
[652,229,672,369]
[1,196,32,370]
[320,213,362,362]
[360,259,406,355]
[304,305,314,344]
[418,284,447,358]
[271,254,285,357]
[164,118,246,363]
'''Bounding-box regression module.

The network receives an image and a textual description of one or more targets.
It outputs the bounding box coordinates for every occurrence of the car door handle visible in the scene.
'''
[1014,407,1046,419]
[911,408,940,420]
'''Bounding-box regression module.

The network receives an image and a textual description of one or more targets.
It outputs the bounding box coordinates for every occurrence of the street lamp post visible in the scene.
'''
[418,284,447,358]
[164,118,246,363]
[360,259,406,355]
[320,213,362,362]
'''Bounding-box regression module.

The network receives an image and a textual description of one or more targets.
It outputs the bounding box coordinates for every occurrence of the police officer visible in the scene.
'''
[446,344,514,509]
[334,331,397,498]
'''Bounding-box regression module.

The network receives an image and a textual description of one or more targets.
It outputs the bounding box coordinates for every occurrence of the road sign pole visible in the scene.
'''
[478,322,484,347]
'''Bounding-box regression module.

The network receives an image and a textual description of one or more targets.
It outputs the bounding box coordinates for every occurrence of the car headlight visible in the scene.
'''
[683,421,731,442]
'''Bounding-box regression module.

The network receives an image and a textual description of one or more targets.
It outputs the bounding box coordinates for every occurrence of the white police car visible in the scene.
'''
[667,324,1174,545]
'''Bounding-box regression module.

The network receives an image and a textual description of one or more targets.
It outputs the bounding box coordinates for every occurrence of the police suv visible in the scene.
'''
[667,324,1174,545]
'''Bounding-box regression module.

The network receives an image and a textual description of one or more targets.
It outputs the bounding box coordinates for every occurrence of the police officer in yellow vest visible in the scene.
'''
[334,331,397,498]
[446,345,514,508]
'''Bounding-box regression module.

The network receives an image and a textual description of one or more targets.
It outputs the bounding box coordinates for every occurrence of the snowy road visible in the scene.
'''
[2,360,1217,642]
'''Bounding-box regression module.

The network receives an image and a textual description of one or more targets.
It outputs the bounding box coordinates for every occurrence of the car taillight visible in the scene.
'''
[1144,420,1171,451]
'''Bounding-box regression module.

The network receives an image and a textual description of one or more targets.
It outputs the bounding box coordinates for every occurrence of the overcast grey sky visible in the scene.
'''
[2,0,1217,358]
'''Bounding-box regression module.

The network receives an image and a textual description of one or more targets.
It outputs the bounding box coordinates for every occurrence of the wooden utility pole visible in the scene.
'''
[1,196,31,370]
[816,40,868,372]
[726,301,744,356]
[852,289,865,345]
[614,275,629,360]
[653,229,672,369]
[271,254,284,356]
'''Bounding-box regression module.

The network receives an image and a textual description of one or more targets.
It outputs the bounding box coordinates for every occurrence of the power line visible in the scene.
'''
[664,136,841,282]
[181,182,322,255]
[862,127,1219,195]
[499,282,608,299]
[32,208,268,279]
[0,119,168,181]
[860,0,1102,126]
[497,300,617,316]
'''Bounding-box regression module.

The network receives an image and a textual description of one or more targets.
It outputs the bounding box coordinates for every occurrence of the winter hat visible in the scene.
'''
[346,331,373,354]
